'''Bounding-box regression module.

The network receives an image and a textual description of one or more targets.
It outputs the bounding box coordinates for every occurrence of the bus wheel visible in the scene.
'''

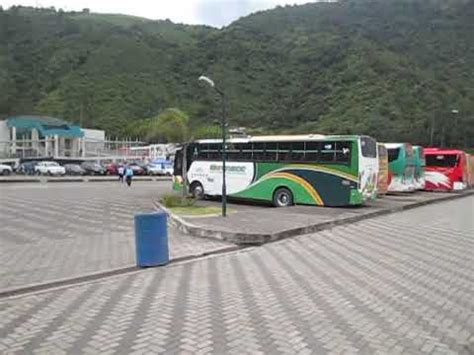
[190,182,204,199]
[273,188,293,207]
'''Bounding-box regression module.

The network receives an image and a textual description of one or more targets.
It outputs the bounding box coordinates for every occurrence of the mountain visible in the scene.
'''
[0,1,473,147]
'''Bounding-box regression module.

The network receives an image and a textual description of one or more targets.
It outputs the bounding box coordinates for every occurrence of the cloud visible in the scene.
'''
[0,0,318,27]
[193,0,268,27]
[193,0,316,27]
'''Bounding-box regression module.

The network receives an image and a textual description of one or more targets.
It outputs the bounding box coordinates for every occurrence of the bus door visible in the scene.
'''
[172,147,184,190]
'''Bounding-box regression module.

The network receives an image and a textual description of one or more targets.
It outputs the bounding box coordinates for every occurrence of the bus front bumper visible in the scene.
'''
[350,189,376,205]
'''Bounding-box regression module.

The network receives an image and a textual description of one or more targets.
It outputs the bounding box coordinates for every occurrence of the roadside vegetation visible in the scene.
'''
[1,0,473,147]
[160,194,224,216]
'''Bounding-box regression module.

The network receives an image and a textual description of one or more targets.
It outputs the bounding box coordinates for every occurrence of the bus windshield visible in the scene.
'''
[173,148,183,175]
[387,148,400,162]
[426,154,459,167]
[361,137,377,158]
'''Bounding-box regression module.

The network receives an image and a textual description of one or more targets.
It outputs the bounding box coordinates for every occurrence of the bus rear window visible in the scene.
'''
[377,145,387,158]
[426,154,458,167]
[361,137,376,158]
[387,148,400,162]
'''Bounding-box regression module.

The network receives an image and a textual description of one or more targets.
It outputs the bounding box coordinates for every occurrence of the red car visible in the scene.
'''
[129,164,145,175]
[105,163,122,175]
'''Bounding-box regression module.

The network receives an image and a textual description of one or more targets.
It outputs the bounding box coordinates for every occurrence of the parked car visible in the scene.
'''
[162,163,174,176]
[81,162,106,175]
[129,164,145,175]
[147,160,174,176]
[35,161,66,176]
[105,163,123,175]
[17,161,38,175]
[146,163,164,175]
[64,164,86,175]
[146,162,174,176]
[0,163,13,175]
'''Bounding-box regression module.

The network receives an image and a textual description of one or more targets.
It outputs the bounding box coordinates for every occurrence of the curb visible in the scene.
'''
[153,200,240,244]
[157,190,474,245]
[0,244,243,299]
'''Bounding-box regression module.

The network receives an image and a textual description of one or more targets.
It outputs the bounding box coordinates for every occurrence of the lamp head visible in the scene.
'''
[198,75,215,88]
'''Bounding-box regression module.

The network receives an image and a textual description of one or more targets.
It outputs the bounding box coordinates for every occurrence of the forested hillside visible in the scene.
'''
[1,0,473,147]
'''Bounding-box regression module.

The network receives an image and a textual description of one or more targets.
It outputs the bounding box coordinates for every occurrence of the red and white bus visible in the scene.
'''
[424,148,469,191]
[468,154,474,188]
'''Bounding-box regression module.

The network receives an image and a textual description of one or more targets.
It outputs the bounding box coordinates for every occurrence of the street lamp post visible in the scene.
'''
[198,75,227,217]
[449,109,459,147]
[430,108,459,147]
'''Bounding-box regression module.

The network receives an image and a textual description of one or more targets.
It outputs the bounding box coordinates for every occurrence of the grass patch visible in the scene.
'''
[160,194,196,208]
[170,206,226,216]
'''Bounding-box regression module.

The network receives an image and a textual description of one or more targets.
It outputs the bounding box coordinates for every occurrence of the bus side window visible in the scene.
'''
[264,143,277,161]
[238,143,252,160]
[226,144,240,160]
[192,145,200,159]
[335,141,351,164]
[320,141,337,162]
[208,144,221,160]
[291,142,305,161]
[252,143,265,161]
[305,142,320,162]
[197,144,209,160]
[278,142,292,162]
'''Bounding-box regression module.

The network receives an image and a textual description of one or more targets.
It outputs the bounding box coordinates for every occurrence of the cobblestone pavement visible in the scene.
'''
[0,182,232,291]
[1,196,472,354]
[187,191,471,237]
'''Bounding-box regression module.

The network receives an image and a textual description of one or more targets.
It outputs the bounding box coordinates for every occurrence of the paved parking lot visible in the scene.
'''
[0,182,232,291]
[180,191,473,243]
[0,196,472,354]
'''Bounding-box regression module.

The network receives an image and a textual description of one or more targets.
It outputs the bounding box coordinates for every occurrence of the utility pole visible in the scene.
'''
[80,102,84,128]
[221,93,227,217]
[429,114,435,146]
[198,75,227,217]
[182,143,187,199]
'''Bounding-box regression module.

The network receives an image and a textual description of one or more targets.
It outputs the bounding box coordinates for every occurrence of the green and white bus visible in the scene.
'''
[413,145,426,190]
[386,143,416,192]
[173,135,378,207]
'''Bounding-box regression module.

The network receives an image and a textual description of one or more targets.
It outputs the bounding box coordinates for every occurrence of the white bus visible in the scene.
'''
[173,135,378,207]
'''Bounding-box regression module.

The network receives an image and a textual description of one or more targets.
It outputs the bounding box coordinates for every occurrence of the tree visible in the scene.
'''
[192,124,221,139]
[1,2,474,147]
[147,108,189,143]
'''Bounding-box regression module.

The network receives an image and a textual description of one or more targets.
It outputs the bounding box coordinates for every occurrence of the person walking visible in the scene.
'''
[117,165,124,183]
[125,165,134,187]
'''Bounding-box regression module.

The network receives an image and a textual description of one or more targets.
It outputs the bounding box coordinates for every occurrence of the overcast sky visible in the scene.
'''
[1,0,319,27]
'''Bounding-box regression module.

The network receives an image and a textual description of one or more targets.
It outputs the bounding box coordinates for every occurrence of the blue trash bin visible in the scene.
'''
[135,211,169,267]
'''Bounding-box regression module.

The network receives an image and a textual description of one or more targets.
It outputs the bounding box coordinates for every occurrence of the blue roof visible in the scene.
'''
[6,116,84,138]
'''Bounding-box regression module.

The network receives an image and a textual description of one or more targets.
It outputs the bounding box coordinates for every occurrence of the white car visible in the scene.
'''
[34,161,66,176]
[146,163,174,176]
[146,164,163,175]
[0,163,13,175]
[163,165,174,176]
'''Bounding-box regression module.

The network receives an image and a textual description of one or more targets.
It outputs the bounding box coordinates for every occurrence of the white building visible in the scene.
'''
[0,116,102,159]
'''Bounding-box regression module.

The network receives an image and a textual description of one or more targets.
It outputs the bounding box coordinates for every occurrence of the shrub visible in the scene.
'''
[160,194,196,208]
